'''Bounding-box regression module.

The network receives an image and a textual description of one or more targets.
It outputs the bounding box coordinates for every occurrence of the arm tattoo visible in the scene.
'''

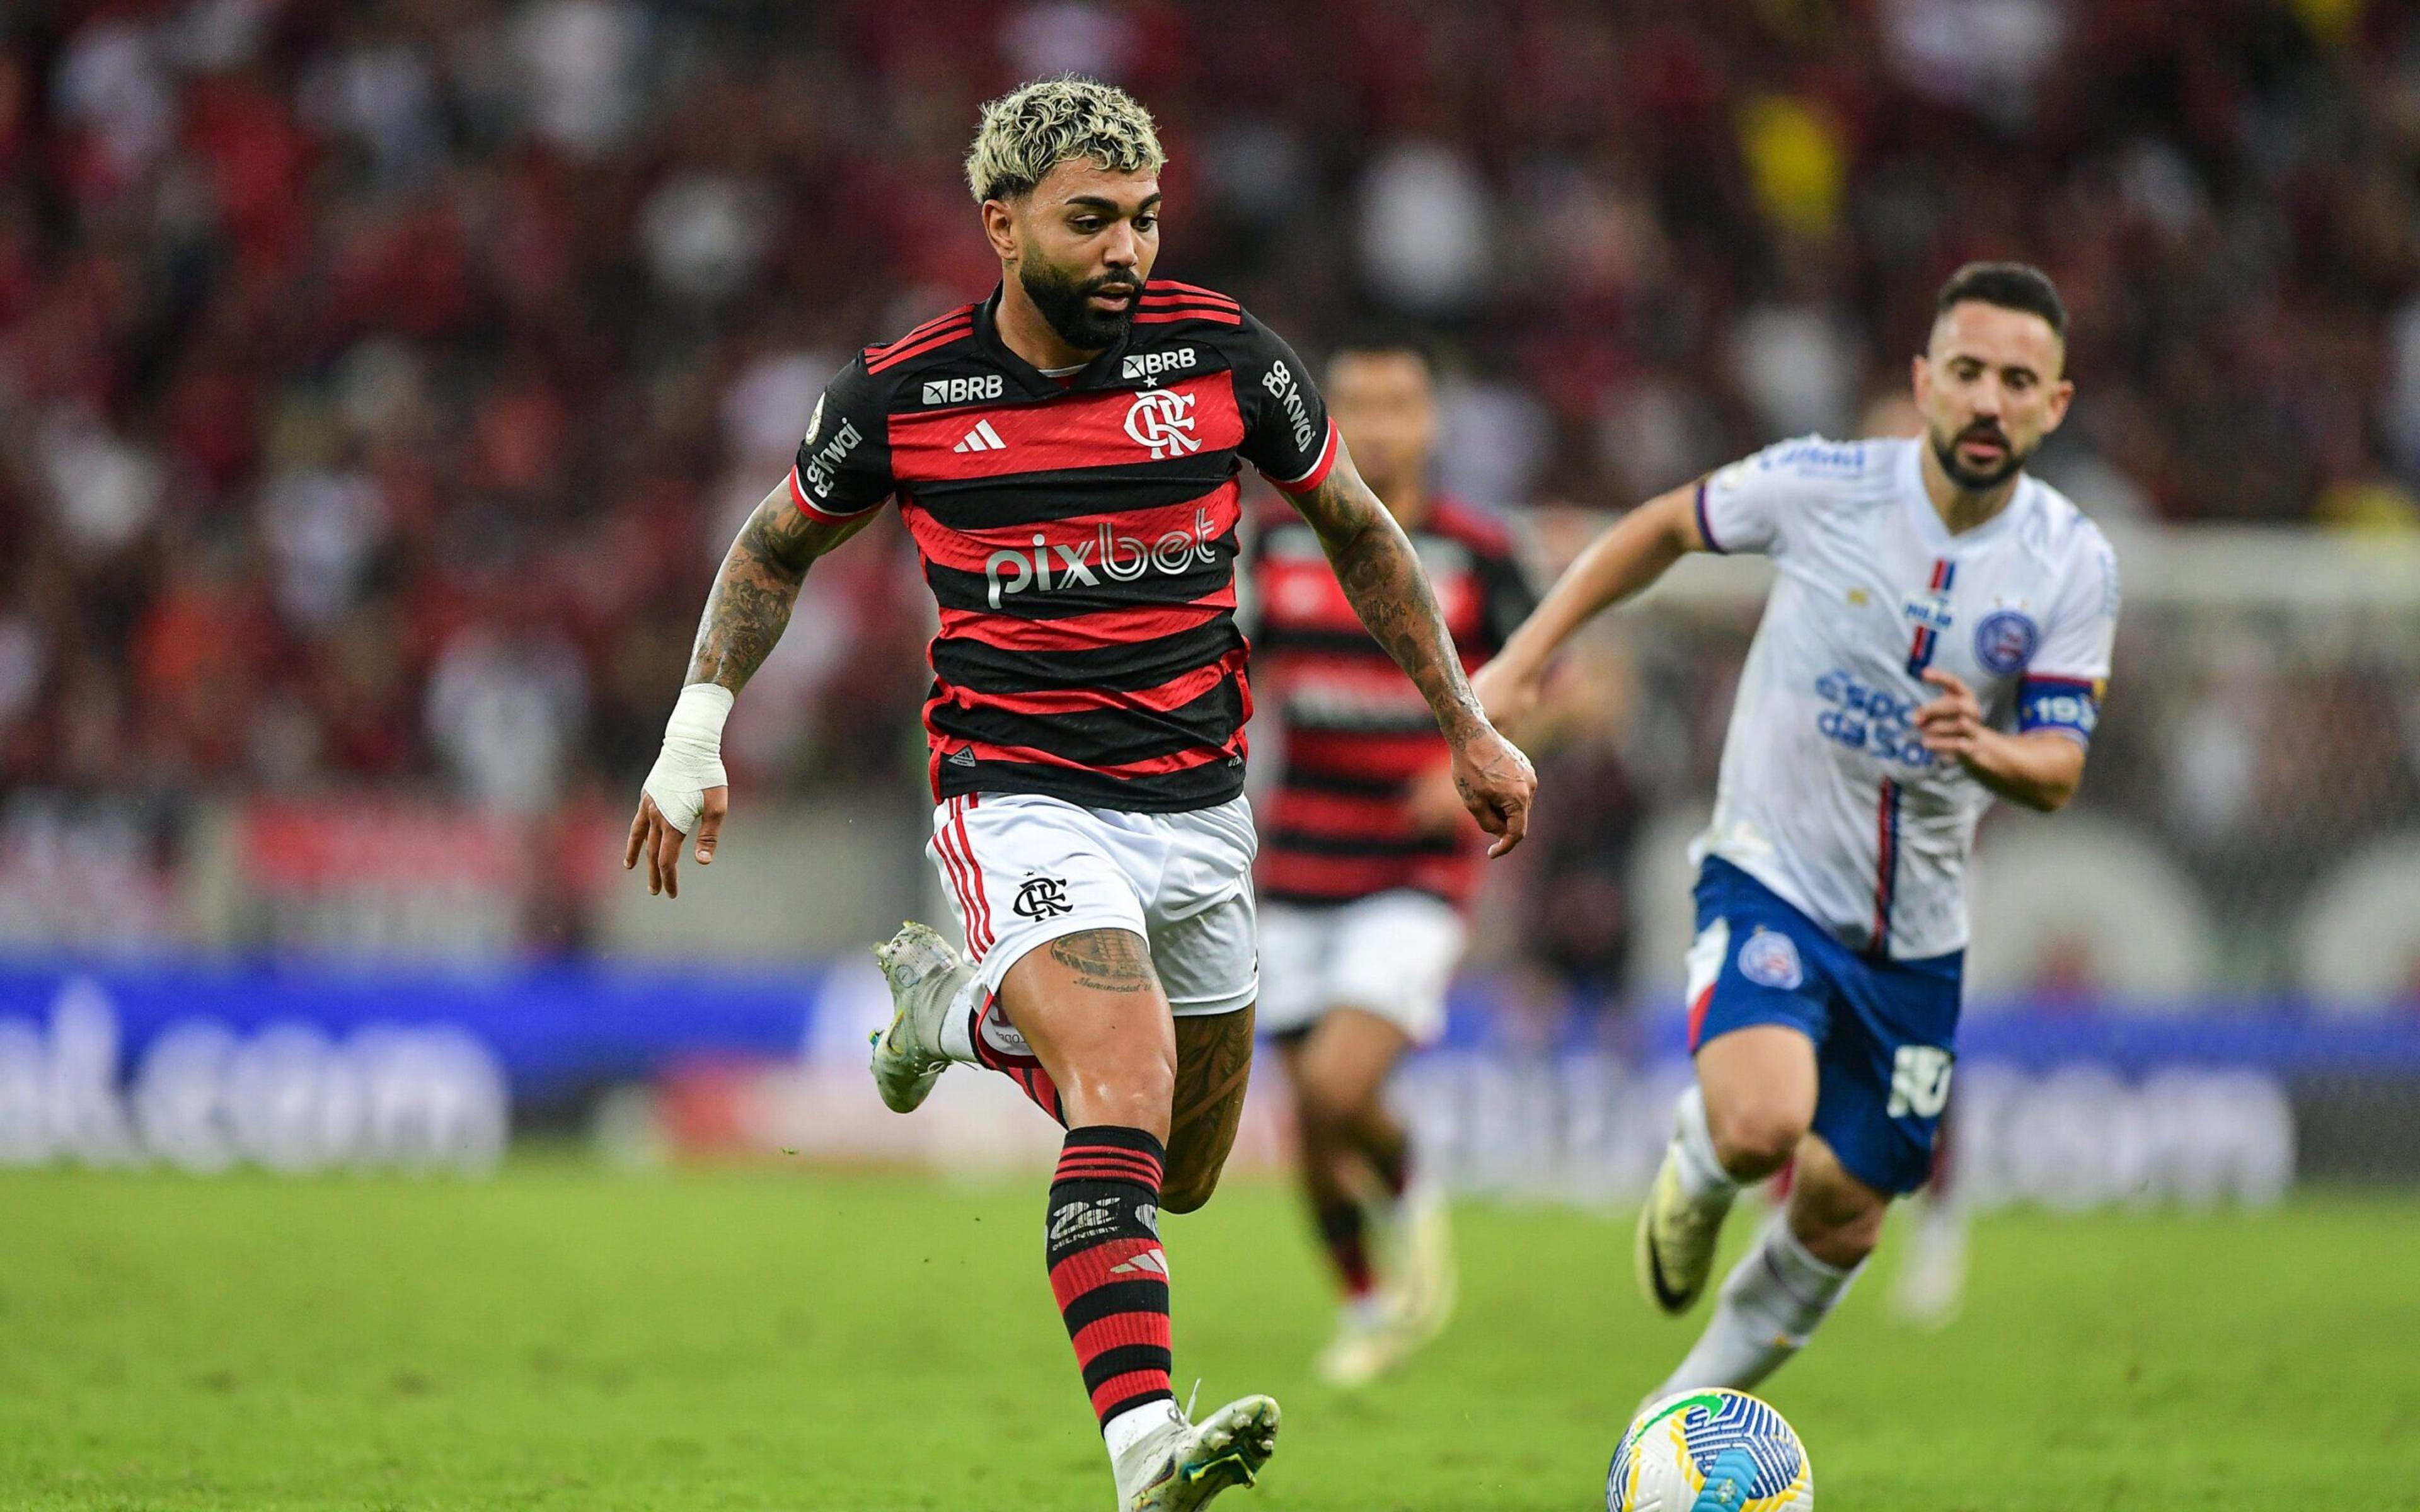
[1047,929,1162,995]
[1293,463,1485,741]
[686,488,865,693]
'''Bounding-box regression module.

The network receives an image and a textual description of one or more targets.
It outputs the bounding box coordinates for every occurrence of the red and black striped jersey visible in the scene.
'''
[788,282,1338,811]
[1247,497,1535,908]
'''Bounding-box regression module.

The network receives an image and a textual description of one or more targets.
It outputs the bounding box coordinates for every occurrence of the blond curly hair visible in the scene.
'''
[964,76,1165,203]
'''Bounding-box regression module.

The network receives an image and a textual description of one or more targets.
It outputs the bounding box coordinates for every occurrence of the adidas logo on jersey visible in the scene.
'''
[954,420,1008,453]
[1109,1249,1169,1278]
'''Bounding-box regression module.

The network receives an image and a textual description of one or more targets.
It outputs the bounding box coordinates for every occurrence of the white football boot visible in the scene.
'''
[1386,1177,1458,1348]
[1888,1196,1968,1329]
[1113,1395,1281,1511]
[1635,1136,1734,1316]
[1313,1180,1456,1387]
[868,922,970,1113]
[1312,1297,1397,1389]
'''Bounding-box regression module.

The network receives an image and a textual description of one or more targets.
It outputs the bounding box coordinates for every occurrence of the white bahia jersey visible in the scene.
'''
[1689,435,2120,961]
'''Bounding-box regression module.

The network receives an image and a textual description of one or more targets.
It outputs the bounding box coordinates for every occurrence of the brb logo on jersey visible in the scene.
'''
[983,506,1224,608]
[1122,346,1195,383]
[1124,389,1202,459]
[923,374,1003,406]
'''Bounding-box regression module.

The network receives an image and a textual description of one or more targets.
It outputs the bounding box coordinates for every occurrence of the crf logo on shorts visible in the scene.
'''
[1124,389,1202,459]
[1014,876,1073,919]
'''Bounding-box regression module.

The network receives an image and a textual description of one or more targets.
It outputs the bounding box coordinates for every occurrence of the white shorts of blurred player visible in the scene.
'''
[1256,891,1468,1046]
[926,792,1259,1017]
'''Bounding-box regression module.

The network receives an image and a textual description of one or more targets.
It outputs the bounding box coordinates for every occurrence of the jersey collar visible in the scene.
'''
[973,285,1138,398]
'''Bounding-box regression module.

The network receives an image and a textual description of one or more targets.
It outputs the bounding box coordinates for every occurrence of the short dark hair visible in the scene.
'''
[1934,261,2066,341]
[1328,327,1436,375]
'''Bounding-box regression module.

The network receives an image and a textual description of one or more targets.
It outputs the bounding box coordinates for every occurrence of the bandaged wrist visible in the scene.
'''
[642,684,734,836]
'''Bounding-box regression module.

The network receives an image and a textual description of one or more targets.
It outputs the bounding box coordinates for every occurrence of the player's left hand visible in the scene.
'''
[1405,759,1470,839]
[1915,668,1985,757]
[1449,721,1537,859]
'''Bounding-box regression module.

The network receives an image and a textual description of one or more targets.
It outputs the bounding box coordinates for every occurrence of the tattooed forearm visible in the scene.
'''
[1047,929,1162,995]
[685,483,865,693]
[1294,453,1486,742]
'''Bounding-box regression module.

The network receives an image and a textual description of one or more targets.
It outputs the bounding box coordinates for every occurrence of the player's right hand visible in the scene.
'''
[625,786,729,899]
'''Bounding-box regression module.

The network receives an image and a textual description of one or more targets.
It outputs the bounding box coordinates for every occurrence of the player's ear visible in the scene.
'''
[980,197,1021,264]
[2043,376,2075,434]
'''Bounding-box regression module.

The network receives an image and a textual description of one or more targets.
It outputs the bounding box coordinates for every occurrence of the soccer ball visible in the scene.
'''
[1606,1388,1813,1511]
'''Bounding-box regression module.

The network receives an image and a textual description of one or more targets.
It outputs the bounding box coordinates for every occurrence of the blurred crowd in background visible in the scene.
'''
[2,0,2419,998]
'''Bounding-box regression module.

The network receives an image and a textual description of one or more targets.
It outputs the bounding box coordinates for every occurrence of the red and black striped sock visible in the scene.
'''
[1313,1198,1376,1298]
[1047,1125,1174,1431]
[1368,1136,1412,1201]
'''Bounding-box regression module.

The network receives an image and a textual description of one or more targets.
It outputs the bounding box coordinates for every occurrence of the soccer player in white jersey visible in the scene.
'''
[1475,263,2119,1397]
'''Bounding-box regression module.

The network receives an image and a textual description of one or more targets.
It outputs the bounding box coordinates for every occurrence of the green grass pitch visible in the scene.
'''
[2,1162,2414,1510]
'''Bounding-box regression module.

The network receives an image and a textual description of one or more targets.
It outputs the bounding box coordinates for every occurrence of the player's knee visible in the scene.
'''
[1789,1159,1889,1267]
[1708,1101,1808,1176]
[1793,1197,1885,1269]
[1291,1053,1383,1133]
[1075,1049,1177,1133]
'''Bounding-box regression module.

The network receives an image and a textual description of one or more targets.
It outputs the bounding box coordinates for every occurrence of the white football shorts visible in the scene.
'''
[926,792,1259,1017]
[1255,890,1467,1046]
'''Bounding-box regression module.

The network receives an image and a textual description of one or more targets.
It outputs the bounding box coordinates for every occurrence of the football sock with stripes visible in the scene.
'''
[1312,1198,1377,1299]
[1047,1126,1177,1447]
[1364,1125,1412,1201]
[1656,1213,1860,1395]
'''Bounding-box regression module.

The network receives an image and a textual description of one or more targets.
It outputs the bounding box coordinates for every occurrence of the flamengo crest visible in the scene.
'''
[1124,389,1202,459]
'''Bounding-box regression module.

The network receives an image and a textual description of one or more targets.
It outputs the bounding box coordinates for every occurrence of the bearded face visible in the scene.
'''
[1018,251,1143,352]
[1913,301,2072,495]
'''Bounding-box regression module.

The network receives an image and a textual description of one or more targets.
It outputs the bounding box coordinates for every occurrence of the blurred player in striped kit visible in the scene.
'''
[1245,338,1535,1385]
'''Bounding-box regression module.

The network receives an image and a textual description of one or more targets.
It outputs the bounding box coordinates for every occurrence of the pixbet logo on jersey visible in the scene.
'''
[982,507,1223,608]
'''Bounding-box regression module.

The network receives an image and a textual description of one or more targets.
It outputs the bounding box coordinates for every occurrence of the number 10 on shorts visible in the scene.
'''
[1887,1045,1954,1119]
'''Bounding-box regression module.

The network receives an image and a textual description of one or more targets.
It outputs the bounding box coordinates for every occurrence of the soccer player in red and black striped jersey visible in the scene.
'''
[1245,339,1534,1387]
[625,79,1535,1510]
